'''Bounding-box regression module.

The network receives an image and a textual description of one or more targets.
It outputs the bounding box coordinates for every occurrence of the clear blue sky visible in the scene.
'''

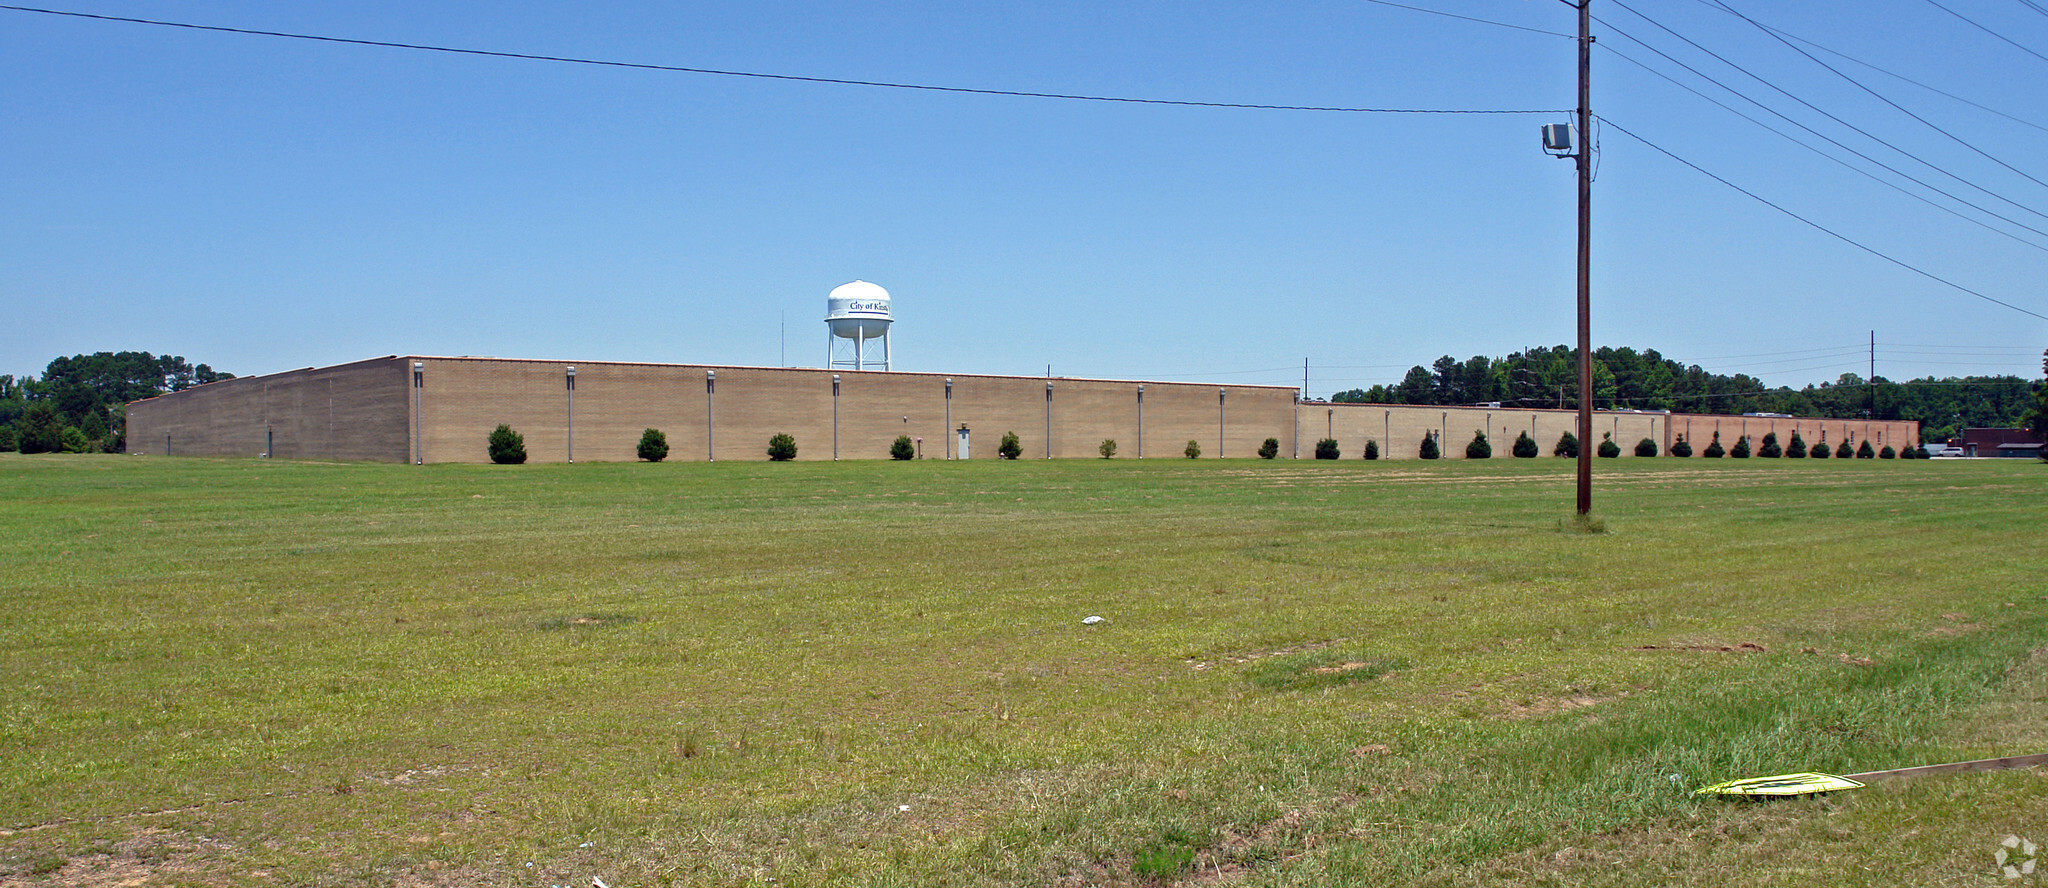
[5,1,2044,396]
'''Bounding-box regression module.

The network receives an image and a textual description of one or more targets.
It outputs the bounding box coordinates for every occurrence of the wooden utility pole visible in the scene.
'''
[1575,0,1595,515]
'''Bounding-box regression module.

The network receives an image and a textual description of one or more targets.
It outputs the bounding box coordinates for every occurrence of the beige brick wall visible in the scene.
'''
[128,354,1920,464]
[125,357,409,461]
[1665,413,1917,455]
[1313,402,1915,459]
[407,358,1300,463]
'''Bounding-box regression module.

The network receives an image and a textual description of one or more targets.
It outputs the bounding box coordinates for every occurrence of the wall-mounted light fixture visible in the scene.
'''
[412,361,425,465]
[1045,381,1054,459]
[1136,385,1145,459]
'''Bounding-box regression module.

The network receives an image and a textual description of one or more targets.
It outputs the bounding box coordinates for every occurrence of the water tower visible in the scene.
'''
[825,280,892,371]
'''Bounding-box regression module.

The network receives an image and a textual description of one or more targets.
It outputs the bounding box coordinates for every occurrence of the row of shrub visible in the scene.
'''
[1668,430,1919,459]
[482,425,1926,464]
[1248,429,1923,461]
[487,427,1004,463]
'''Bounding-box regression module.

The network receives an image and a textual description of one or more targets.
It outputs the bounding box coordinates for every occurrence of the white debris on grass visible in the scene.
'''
[1081,615,1104,625]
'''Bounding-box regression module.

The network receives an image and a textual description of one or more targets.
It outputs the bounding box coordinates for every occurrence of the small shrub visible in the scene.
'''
[1258,437,1280,459]
[1634,437,1658,457]
[767,433,798,461]
[890,435,915,460]
[1597,432,1620,458]
[1856,440,1876,459]
[1758,432,1782,458]
[1363,439,1380,460]
[1315,438,1340,460]
[1836,440,1854,459]
[1512,431,1539,458]
[60,426,90,453]
[1419,433,1441,460]
[1811,439,1831,459]
[1554,431,1578,458]
[1703,432,1725,458]
[1466,431,1491,459]
[1879,444,1897,459]
[1100,438,1119,459]
[1183,439,1201,459]
[1786,433,1808,458]
[488,424,527,464]
[999,431,1022,460]
[1670,434,1693,457]
[637,428,669,462]
[1913,445,1931,459]
[1730,435,1751,458]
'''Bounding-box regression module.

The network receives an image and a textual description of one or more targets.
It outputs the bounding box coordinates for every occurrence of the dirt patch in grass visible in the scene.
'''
[0,828,229,888]
[1925,613,1984,637]
[1501,693,1616,719]
[536,613,639,630]
[1634,642,1768,653]
[1243,649,1406,692]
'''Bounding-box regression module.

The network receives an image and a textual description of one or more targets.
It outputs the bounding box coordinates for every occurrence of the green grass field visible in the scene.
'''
[1,453,2042,887]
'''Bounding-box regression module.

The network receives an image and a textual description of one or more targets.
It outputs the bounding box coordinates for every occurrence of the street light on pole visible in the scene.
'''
[1540,1,1595,513]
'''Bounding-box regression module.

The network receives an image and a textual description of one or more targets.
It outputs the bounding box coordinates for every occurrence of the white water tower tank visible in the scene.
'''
[825,280,892,370]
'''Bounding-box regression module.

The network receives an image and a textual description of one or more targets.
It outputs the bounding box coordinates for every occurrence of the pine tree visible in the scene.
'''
[1512,431,1539,458]
[1758,432,1782,458]
[1419,433,1441,460]
[637,428,668,462]
[1786,432,1808,458]
[1465,431,1491,459]
[488,424,527,464]
[1554,431,1578,458]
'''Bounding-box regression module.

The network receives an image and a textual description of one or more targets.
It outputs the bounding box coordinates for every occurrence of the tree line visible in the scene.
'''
[1329,344,2046,442]
[2,352,232,453]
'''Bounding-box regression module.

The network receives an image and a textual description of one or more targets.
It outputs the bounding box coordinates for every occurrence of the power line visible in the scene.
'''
[1713,0,2048,199]
[1678,0,2048,134]
[1357,0,1574,39]
[0,4,1563,115]
[1604,0,2048,225]
[1600,42,2048,251]
[1689,343,1881,361]
[1600,116,2048,322]
[1922,0,2048,65]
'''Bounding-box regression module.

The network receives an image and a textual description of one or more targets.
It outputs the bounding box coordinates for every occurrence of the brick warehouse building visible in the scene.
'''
[124,355,1921,463]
